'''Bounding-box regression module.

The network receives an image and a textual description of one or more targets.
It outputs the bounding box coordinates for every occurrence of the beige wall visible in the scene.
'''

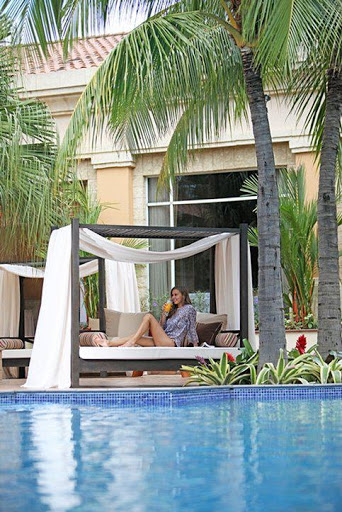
[295,152,319,201]
[96,166,134,225]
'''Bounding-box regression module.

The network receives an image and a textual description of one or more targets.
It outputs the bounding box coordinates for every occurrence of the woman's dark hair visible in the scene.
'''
[168,286,192,319]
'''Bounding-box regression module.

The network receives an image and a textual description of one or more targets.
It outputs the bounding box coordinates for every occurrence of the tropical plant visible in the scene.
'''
[181,341,342,386]
[300,350,342,384]
[181,352,254,386]
[54,0,287,367]
[257,349,315,385]
[235,338,258,366]
[0,16,63,262]
[244,166,342,331]
[288,334,308,360]
[243,166,320,327]
[284,314,317,332]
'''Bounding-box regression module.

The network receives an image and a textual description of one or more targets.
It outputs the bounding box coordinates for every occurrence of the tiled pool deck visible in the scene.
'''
[0,374,185,391]
[2,376,342,406]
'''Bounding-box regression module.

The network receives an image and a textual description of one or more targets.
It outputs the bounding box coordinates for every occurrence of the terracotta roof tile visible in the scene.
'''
[21,34,126,74]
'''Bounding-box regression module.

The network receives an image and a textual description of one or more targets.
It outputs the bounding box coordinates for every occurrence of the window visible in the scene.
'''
[147,171,258,304]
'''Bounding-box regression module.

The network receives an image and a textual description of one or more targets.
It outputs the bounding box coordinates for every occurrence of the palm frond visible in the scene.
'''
[58,8,246,181]
[0,0,63,54]
[243,0,341,76]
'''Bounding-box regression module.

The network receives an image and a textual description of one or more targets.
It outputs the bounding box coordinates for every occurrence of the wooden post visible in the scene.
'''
[209,246,216,313]
[98,257,108,379]
[239,223,249,343]
[18,277,25,378]
[18,277,25,339]
[98,258,106,332]
[71,218,80,387]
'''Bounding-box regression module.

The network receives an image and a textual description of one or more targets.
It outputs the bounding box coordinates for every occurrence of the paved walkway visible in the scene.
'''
[0,374,186,392]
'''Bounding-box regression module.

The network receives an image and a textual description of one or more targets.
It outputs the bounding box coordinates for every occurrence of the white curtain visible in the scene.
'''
[24,225,252,389]
[0,270,20,337]
[24,226,72,388]
[79,228,232,263]
[0,257,139,338]
[105,260,140,312]
[0,264,45,278]
[215,238,257,349]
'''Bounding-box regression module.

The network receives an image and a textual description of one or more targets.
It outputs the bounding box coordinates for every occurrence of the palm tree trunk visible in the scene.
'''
[317,69,342,358]
[241,48,286,367]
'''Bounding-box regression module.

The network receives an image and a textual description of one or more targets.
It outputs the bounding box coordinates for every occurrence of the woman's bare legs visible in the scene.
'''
[122,313,175,347]
[94,314,175,347]
[94,335,131,347]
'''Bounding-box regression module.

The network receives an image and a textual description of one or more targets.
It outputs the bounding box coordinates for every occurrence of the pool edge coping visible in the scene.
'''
[2,382,342,394]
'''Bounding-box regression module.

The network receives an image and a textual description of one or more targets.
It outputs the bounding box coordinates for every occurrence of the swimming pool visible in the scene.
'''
[1,389,342,512]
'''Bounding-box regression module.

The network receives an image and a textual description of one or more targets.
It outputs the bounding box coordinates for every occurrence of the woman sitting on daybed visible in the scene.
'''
[95,286,199,348]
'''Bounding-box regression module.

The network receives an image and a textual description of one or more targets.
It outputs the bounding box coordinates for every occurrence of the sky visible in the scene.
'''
[99,10,147,34]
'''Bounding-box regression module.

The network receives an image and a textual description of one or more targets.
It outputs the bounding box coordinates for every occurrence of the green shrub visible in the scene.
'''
[182,341,342,386]
[181,353,255,386]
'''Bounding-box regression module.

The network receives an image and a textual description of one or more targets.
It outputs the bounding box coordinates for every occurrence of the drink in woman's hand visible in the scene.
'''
[163,301,173,316]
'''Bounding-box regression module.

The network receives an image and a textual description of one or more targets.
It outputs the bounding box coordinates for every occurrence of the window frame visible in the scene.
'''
[146,172,257,289]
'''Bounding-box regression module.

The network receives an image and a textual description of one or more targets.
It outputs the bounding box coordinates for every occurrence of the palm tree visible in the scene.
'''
[51,0,288,366]
[245,0,342,357]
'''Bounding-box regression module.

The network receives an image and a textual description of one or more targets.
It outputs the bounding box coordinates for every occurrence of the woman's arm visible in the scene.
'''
[186,307,199,346]
[160,311,167,326]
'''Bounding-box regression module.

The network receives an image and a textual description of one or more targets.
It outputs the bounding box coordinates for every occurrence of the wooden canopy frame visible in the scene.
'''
[71,219,249,387]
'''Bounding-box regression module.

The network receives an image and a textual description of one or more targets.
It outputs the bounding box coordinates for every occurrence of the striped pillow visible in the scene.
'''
[79,331,107,347]
[215,332,239,347]
[0,338,24,349]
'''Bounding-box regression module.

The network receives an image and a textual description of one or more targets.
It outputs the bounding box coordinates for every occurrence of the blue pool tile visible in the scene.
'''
[1,385,342,407]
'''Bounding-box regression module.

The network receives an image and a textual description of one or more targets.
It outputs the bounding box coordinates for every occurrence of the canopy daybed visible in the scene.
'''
[8,218,255,389]
[0,256,139,376]
[69,220,254,387]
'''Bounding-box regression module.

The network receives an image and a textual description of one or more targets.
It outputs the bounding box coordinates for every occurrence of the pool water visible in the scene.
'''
[1,399,342,512]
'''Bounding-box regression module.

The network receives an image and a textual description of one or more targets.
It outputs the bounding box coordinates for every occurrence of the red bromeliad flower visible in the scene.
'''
[226,352,235,362]
[296,334,307,354]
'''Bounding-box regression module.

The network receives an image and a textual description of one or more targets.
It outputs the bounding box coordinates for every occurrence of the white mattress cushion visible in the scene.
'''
[2,349,32,359]
[1,347,240,361]
[79,346,240,360]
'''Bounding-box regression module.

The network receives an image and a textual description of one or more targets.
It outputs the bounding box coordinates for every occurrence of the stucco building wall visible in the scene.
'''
[21,58,320,228]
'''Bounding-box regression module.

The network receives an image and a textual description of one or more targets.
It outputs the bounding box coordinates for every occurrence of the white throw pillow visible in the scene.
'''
[104,309,121,337]
[117,311,147,337]
[104,308,148,337]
